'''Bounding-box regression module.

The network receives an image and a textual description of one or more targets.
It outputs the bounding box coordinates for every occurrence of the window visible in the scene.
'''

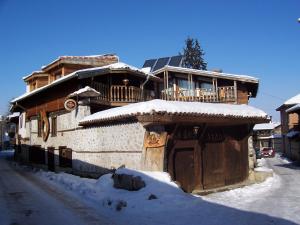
[37,118,42,137]
[51,116,57,137]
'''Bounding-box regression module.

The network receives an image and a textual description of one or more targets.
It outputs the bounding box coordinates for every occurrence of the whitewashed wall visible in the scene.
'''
[27,105,146,175]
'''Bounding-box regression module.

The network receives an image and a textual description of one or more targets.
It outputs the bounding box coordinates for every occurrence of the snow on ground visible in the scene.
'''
[32,165,283,225]
[203,175,281,209]
[254,157,273,172]
[0,149,15,157]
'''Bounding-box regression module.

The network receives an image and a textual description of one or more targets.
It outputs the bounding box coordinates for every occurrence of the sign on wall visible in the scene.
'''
[64,99,77,111]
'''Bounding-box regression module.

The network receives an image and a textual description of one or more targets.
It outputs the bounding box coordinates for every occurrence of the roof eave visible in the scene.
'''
[152,66,259,84]
[79,113,269,127]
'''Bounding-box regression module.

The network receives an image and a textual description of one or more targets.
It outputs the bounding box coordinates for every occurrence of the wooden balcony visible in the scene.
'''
[91,81,236,105]
[160,86,236,103]
[91,82,154,106]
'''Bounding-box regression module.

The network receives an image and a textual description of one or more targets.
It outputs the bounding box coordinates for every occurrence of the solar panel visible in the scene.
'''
[142,59,157,69]
[153,57,170,71]
[169,55,183,67]
[142,55,184,72]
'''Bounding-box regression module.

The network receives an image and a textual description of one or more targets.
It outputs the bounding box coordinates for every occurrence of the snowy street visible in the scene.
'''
[0,150,300,225]
[204,155,300,225]
[0,151,113,225]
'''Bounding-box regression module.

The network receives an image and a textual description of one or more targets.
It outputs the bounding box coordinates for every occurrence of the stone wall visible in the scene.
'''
[23,105,146,175]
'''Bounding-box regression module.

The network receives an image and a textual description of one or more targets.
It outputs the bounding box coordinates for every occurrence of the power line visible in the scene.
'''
[260,92,285,101]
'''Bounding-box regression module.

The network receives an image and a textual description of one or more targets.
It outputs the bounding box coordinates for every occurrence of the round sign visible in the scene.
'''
[64,99,77,111]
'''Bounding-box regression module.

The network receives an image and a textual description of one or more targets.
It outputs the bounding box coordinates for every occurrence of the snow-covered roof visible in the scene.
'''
[22,71,48,81]
[253,122,280,131]
[67,86,100,98]
[41,54,119,71]
[7,112,20,119]
[12,62,159,103]
[284,93,300,105]
[286,103,300,113]
[151,65,259,84]
[256,134,282,140]
[80,99,268,125]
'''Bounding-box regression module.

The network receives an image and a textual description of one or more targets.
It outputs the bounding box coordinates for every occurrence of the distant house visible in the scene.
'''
[10,54,268,192]
[276,94,300,161]
[253,122,281,152]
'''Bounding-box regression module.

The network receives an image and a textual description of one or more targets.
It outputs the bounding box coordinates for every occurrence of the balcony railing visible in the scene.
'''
[91,82,236,104]
[91,82,154,104]
[161,86,236,103]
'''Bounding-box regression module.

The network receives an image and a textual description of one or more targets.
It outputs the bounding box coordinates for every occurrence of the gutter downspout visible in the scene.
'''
[140,74,151,100]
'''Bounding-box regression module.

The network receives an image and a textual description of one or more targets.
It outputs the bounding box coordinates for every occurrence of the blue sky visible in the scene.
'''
[0,0,299,121]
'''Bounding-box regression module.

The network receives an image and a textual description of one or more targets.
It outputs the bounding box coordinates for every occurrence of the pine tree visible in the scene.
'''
[182,37,207,70]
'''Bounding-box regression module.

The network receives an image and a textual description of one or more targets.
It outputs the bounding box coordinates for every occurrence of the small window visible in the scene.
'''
[37,118,42,137]
[51,116,57,137]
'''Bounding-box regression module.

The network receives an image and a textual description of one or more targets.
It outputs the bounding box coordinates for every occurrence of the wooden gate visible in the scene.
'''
[173,148,195,192]
[168,139,202,193]
[202,142,225,189]
[47,147,55,171]
[167,125,249,192]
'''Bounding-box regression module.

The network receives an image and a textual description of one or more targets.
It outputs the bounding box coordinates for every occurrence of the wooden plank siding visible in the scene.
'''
[237,85,249,104]
[21,79,79,118]
[167,125,250,192]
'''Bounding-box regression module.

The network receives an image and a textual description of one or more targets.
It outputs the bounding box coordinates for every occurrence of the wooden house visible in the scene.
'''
[10,54,268,192]
[276,94,300,161]
[253,122,282,152]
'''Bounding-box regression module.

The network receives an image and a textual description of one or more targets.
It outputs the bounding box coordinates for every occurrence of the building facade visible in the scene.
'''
[253,122,282,152]
[277,94,300,161]
[11,54,268,192]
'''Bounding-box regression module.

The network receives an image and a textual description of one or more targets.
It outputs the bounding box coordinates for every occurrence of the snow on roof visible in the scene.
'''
[22,71,47,80]
[12,62,157,103]
[284,93,300,105]
[80,99,268,125]
[41,54,119,70]
[152,65,259,83]
[286,103,300,113]
[67,86,100,98]
[7,112,20,119]
[256,133,282,140]
[253,122,280,131]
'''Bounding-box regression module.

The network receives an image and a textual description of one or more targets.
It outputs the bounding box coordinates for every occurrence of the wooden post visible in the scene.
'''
[234,80,238,104]
[163,71,166,100]
[166,70,169,101]
[215,78,219,102]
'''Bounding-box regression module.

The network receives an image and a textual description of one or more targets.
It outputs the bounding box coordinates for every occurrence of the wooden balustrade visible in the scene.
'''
[91,81,235,104]
[91,82,154,104]
[217,86,235,102]
[161,86,236,103]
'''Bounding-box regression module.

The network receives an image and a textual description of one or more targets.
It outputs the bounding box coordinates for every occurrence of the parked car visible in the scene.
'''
[261,147,275,158]
[255,148,262,159]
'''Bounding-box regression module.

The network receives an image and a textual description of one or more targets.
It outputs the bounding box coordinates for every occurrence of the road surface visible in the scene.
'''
[248,156,300,223]
[0,151,113,225]
[1,150,300,225]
